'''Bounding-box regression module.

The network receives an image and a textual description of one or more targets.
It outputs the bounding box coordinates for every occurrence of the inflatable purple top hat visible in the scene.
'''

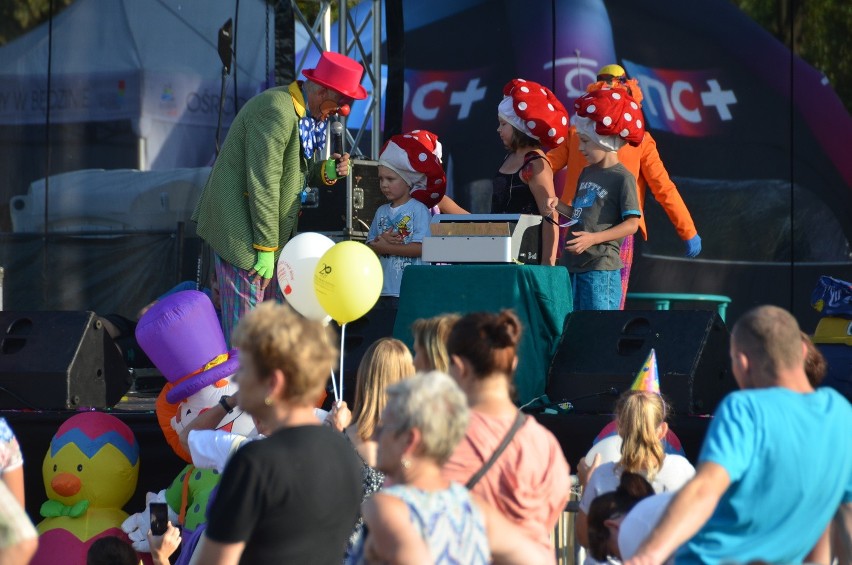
[135,290,239,404]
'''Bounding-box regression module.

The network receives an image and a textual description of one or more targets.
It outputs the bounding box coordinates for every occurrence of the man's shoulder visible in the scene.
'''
[813,386,852,418]
[251,86,294,102]
[717,386,852,420]
[241,87,298,118]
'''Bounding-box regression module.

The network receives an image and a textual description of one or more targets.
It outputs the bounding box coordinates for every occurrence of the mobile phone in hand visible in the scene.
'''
[149,502,168,536]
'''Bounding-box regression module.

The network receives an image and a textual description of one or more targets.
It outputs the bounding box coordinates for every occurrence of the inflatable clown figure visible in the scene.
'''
[121,290,256,559]
[32,412,140,565]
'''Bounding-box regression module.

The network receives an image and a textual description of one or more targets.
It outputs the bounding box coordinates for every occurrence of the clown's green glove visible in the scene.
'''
[252,250,275,279]
[321,158,341,185]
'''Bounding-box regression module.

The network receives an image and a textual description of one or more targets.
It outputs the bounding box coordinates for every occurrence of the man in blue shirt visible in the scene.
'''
[626,305,852,564]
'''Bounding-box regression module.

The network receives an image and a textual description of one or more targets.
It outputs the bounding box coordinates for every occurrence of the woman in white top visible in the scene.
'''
[576,391,695,563]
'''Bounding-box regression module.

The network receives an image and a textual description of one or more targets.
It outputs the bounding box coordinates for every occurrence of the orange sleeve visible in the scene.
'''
[548,128,586,206]
[546,135,570,172]
[639,132,698,241]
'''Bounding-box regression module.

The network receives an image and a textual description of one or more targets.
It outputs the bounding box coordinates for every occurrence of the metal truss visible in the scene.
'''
[288,0,383,159]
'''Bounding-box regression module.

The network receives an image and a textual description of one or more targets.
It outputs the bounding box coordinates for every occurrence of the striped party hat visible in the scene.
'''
[631,348,660,394]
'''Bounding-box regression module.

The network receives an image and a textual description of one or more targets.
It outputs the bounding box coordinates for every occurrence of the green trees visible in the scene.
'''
[730,0,851,111]
[1,1,848,112]
[0,0,73,45]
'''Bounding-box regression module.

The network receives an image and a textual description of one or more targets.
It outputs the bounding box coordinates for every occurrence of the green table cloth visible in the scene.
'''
[392,264,572,404]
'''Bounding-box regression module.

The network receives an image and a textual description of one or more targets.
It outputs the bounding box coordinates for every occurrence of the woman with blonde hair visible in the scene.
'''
[340,337,415,559]
[346,371,555,564]
[348,337,415,460]
[575,390,695,563]
[442,309,571,551]
[189,302,363,565]
[410,313,460,373]
[346,337,414,476]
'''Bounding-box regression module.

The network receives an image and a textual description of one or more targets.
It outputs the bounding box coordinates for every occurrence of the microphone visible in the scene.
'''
[330,121,345,158]
[217,19,233,74]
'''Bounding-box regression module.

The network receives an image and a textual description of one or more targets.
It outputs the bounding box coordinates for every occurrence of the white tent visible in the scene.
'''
[0,0,273,171]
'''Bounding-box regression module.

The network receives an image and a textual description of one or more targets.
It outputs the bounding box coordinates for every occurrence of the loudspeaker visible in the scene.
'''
[298,159,385,237]
[0,311,131,410]
[546,310,735,415]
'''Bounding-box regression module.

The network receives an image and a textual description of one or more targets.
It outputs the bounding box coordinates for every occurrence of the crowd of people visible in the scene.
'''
[4,302,849,564]
[2,49,850,565]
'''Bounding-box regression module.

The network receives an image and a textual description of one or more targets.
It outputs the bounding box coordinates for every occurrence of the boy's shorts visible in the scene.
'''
[570,269,621,310]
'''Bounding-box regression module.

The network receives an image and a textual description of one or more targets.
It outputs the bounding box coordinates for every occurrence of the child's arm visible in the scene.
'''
[546,200,573,219]
[564,215,639,256]
[523,153,559,266]
[368,236,423,257]
[367,203,429,258]
[437,195,469,214]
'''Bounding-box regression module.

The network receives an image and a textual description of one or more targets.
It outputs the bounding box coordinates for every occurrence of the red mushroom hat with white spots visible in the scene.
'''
[379,130,447,207]
[573,87,645,147]
[498,78,569,149]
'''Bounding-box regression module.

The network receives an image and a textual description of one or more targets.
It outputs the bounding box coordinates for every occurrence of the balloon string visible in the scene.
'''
[339,322,347,401]
[329,368,339,403]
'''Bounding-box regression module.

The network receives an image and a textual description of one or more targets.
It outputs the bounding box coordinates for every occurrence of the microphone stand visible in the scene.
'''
[520,387,620,414]
[215,19,233,157]
[199,19,233,292]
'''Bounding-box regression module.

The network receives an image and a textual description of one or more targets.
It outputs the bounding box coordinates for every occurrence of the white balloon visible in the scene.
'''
[585,434,622,466]
[277,232,335,322]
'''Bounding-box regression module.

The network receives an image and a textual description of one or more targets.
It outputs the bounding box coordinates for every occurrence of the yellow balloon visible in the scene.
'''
[313,241,383,324]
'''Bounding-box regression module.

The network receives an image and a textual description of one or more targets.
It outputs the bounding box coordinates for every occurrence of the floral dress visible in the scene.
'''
[343,433,385,561]
[0,418,23,475]
[346,482,491,565]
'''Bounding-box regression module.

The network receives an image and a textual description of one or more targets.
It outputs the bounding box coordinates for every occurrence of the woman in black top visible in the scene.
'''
[190,302,363,565]
[492,78,569,265]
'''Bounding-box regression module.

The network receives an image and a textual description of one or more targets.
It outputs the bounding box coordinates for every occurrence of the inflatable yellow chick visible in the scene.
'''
[31,411,140,565]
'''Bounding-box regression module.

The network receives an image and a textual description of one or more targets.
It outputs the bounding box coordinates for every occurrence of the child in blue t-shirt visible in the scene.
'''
[367,130,446,298]
[548,88,646,310]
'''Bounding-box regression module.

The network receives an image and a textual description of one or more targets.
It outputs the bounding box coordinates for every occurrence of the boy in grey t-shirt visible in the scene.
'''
[549,88,645,309]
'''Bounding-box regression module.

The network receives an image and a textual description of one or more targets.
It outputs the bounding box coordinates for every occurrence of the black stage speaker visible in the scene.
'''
[546,310,735,415]
[298,159,385,237]
[0,311,131,410]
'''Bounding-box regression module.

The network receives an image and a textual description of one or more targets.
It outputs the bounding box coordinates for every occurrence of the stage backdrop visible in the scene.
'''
[0,0,848,327]
[297,0,852,330]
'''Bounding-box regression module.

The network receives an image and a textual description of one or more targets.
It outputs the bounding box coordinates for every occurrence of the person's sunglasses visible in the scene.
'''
[543,211,578,228]
[597,73,629,84]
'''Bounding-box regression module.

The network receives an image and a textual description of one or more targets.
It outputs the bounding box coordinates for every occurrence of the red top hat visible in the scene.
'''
[302,51,368,100]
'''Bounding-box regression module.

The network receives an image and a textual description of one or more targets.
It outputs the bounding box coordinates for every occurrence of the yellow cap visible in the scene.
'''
[597,64,626,78]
